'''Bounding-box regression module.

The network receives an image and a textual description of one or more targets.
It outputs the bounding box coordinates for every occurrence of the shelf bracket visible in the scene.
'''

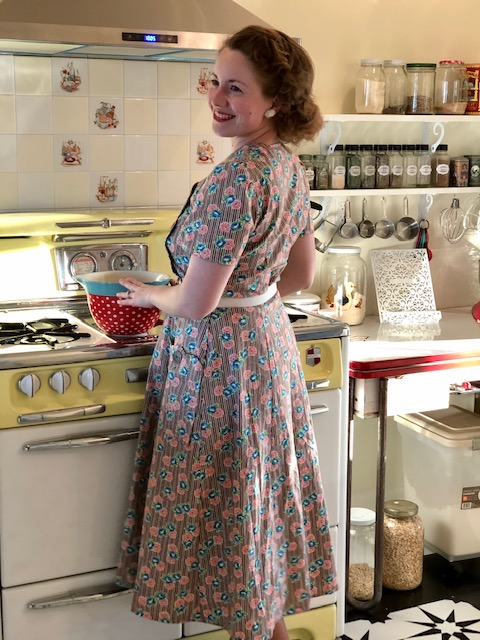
[320,120,342,156]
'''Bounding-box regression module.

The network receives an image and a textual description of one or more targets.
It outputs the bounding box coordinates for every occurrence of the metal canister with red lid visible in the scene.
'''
[434,60,469,115]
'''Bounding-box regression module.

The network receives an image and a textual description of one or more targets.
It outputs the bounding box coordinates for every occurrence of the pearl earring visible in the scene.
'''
[264,108,276,119]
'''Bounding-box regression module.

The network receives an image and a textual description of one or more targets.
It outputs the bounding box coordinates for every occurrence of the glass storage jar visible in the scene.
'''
[434,60,469,115]
[431,144,450,187]
[328,144,346,189]
[345,144,362,189]
[359,144,376,189]
[416,144,432,187]
[406,63,436,114]
[313,154,329,190]
[388,144,404,188]
[383,59,407,114]
[349,507,376,601]
[402,144,418,187]
[299,154,315,189]
[383,499,424,591]
[355,59,385,114]
[320,246,367,325]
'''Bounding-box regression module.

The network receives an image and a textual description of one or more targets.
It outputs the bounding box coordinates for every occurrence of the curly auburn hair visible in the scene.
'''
[221,25,323,146]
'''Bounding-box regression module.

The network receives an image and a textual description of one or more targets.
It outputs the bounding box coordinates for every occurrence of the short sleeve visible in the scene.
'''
[187,162,256,266]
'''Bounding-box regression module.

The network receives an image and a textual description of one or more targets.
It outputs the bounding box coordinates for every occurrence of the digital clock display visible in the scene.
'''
[122,32,179,45]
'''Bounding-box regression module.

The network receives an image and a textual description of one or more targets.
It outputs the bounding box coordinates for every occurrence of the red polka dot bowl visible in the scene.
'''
[75,270,170,337]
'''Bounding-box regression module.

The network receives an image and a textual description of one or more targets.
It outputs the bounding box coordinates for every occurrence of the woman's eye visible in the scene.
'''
[209,78,219,87]
[230,84,242,93]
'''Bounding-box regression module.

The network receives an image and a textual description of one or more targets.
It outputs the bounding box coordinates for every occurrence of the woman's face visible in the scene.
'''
[208,47,276,147]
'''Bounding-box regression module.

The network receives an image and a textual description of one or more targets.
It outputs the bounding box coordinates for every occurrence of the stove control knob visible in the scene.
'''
[79,367,100,391]
[18,373,41,398]
[49,370,71,394]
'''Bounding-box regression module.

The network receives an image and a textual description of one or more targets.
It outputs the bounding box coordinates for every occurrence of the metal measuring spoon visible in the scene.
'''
[357,198,375,238]
[339,200,359,239]
[375,197,395,239]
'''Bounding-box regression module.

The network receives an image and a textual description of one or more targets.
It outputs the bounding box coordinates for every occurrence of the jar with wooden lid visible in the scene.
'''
[383,499,424,591]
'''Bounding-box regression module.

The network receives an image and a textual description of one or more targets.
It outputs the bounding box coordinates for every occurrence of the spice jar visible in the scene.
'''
[383,499,424,591]
[450,156,469,187]
[402,144,418,188]
[431,144,450,187]
[349,507,376,601]
[434,60,469,115]
[299,154,315,190]
[313,154,329,190]
[328,144,346,190]
[359,144,376,189]
[406,63,436,114]
[355,59,385,114]
[388,144,404,188]
[416,144,432,187]
[320,246,367,325]
[383,59,407,114]
[345,144,361,189]
[466,155,480,187]
[375,144,390,189]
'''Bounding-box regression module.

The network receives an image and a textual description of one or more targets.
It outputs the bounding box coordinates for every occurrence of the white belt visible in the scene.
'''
[218,283,278,308]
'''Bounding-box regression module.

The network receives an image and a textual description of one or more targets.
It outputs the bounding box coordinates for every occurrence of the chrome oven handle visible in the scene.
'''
[306,379,330,390]
[18,404,106,425]
[310,405,329,415]
[28,583,133,609]
[125,367,148,383]
[23,427,140,452]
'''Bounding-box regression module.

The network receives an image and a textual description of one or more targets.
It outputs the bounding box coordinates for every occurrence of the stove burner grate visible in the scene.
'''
[0,318,91,348]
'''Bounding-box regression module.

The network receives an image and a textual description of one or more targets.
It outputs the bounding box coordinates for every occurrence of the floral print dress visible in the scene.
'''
[116,143,337,640]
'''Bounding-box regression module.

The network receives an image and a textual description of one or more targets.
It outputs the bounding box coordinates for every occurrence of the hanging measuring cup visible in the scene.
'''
[339,200,359,239]
[375,197,395,239]
[358,198,375,238]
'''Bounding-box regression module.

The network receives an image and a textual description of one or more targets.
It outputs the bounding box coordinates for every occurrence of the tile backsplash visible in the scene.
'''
[0,55,234,211]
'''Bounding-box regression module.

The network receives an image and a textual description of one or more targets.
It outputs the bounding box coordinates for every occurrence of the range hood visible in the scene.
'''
[0,0,271,62]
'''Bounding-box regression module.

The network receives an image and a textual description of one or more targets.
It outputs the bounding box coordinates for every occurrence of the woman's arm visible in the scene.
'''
[277,232,316,298]
[117,256,235,320]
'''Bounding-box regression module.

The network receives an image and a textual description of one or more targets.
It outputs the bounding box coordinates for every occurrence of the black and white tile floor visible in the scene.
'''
[342,554,480,640]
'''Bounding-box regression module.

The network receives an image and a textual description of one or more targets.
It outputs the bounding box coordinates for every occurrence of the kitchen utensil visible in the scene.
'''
[394,197,419,241]
[463,194,480,231]
[339,200,359,239]
[415,219,432,261]
[310,200,327,231]
[375,197,395,239]
[440,197,466,243]
[357,198,375,238]
[75,270,170,337]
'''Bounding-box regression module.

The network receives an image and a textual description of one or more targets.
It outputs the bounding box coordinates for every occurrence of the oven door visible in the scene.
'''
[0,415,140,587]
[2,568,181,640]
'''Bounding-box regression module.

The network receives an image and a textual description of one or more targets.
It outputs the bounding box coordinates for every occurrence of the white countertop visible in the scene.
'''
[348,307,480,379]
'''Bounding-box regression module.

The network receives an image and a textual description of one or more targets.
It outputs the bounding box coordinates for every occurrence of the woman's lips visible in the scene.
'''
[213,110,234,122]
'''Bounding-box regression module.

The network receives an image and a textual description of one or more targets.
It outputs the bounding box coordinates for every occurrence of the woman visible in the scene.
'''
[116,25,337,640]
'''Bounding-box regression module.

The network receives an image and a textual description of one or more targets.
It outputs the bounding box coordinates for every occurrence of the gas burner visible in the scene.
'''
[0,318,91,348]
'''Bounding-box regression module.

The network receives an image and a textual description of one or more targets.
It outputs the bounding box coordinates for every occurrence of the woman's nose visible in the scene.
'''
[209,85,227,106]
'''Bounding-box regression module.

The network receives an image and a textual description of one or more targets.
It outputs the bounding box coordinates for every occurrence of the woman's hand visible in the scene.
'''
[116,277,157,308]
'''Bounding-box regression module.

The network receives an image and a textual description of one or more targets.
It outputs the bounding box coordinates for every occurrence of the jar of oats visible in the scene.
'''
[383,499,424,591]
[349,507,376,601]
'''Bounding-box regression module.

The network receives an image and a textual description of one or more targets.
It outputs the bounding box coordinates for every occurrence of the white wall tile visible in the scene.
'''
[54,135,89,171]
[125,135,157,171]
[124,171,158,207]
[191,166,212,185]
[18,172,55,209]
[157,170,190,206]
[190,99,212,135]
[0,56,15,94]
[0,135,17,172]
[52,96,89,134]
[54,173,90,208]
[88,59,124,96]
[17,135,54,172]
[14,57,52,95]
[51,58,89,96]
[158,135,190,171]
[0,173,18,210]
[90,136,124,171]
[0,96,16,133]
[124,98,157,134]
[157,99,190,135]
[89,97,124,134]
[90,172,124,208]
[190,63,213,99]
[158,62,190,99]
[124,60,157,98]
[16,96,53,134]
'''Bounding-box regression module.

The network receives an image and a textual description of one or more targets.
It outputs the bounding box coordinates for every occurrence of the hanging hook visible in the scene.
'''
[430,122,445,153]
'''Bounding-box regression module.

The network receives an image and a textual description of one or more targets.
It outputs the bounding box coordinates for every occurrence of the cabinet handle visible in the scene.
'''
[310,404,329,415]
[28,583,133,609]
[23,428,140,452]
[306,379,330,390]
[125,367,149,383]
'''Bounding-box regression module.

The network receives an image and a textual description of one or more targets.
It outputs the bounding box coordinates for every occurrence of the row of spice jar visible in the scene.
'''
[300,147,480,190]
[355,59,470,115]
